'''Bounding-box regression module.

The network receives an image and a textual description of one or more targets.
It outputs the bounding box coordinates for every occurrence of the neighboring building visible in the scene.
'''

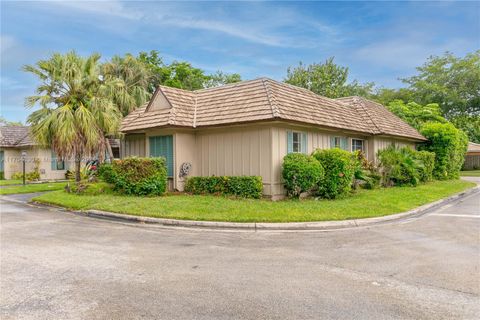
[120,78,426,198]
[463,142,480,170]
[0,126,72,180]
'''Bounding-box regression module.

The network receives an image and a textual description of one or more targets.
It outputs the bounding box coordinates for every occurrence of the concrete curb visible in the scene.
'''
[64,185,480,231]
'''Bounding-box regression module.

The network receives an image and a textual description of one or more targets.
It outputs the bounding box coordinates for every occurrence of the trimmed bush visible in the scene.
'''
[0,171,4,180]
[282,153,324,198]
[97,163,116,183]
[185,176,263,199]
[420,122,468,180]
[312,148,356,199]
[111,157,167,196]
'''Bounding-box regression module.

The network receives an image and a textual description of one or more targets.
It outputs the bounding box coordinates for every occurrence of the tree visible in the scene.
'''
[0,117,23,126]
[450,115,480,143]
[137,50,241,92]
[24,52,121,182]
[373,88,415,106]
[402,51,480,117]
[204,71,242,88]
[102,54,152,116]
[284,57,375,98]
[386,100,447,130]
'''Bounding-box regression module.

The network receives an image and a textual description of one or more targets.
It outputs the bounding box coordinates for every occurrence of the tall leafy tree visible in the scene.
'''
[24,52,121,182]
[284,57,375,98]
[386,100,447,130]
[138,50,241,92]
[402,51,480,117]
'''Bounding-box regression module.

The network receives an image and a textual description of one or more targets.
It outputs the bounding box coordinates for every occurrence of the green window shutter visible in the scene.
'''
[149,135,174,177]
[301,133,307,154]
[51,151,57,170]
[287,131,293,154]
[340,137,348,151]
[0,151,4,172]
[330,136,336,149]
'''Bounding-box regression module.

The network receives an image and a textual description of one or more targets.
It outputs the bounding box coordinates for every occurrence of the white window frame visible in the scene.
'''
[351,138,365,153]
[292,131,302,153]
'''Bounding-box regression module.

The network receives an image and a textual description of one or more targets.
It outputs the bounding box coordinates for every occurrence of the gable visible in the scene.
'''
[147,89,172,111]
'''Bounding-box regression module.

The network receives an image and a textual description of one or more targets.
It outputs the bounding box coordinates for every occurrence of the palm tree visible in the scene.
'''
[102,54,151,117]
[24,52,121,182]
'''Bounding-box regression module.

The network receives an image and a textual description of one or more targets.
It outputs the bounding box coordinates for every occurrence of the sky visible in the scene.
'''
[1,0,479,123]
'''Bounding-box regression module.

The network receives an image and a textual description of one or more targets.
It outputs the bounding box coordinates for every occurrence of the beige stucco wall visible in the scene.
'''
[1,147,72,180]
[121,123,419,197]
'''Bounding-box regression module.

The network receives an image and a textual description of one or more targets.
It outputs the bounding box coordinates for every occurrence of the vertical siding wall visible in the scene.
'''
[372,137,416,159]
[271,125,371,196]
[195,126,273,194]
[121,134,146,158]
[463,154,480,170]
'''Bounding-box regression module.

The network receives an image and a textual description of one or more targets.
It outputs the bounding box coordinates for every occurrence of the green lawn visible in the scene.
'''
[0,182,68,195]
[32,180,475,223]
[0,180,23,186]
[460,170,480,177]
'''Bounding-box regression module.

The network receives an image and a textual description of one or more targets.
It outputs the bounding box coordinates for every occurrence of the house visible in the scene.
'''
[0,126,121,180]
[463,142,480,170]
[120,78,426,198]
[0,126,70,180]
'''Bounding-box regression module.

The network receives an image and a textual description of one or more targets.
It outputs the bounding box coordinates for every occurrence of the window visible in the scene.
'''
[51,152,65,170]
[149,135,174,177]
[331,136,348,150]
[332,137,341,148]
[351,139,364,152]
[287,131,307,154]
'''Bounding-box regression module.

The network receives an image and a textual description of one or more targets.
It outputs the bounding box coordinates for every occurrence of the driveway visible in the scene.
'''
[1,186,479,319]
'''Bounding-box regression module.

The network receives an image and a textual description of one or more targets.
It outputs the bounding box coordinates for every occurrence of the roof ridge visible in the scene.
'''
[352,97,382,135]
[193,93,198,128]
[194,78,267,93]
[262,79,280,118]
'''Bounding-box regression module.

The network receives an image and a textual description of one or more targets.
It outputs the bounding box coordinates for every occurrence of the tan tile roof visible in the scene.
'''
[0,126,36,147]
[121,78,425,140]
[467,142,480,152]
[336,96,426,140]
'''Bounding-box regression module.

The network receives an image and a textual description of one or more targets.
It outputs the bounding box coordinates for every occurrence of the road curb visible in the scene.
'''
[58,185,480,231]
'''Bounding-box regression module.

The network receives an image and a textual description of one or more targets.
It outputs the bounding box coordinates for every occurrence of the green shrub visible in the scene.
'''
[352,151,381,190]
[111,157,167,196]
[312,148,356,199]
[282,153,324,198]
[378,145,421,186]
[185,176,263,199]
[414,150,435,182]
[0,171,4,180]
[420,122,468,180]
[97,164,116,183]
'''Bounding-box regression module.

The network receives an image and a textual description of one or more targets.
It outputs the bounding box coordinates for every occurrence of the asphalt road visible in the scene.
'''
[1,185,479,319]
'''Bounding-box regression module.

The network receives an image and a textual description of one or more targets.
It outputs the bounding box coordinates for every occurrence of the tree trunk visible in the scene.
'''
[105,137,114,163]
[75,154,81,183]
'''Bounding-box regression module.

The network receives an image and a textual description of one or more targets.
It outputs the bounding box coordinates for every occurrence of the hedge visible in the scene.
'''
[420,122,468,180]
[110,157,167,196]
[414,150,435,182]
[282,153,324,198]
[184,176,263,199]
[312,148,356,199]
